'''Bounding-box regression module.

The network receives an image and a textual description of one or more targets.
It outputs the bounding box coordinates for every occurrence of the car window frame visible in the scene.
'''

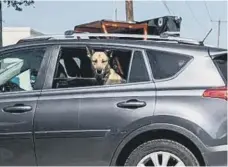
[0,45,51,94]
[42,43,154,92]
[127,50,152,83]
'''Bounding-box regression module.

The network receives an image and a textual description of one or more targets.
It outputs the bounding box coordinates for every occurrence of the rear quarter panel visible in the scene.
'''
[153,54,227,147]
[154,88,227,146]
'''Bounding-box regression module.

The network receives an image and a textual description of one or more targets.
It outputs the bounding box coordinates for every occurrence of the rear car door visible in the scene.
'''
[76,46,156,165]
[0,46,49,165]
[34,43,156,165]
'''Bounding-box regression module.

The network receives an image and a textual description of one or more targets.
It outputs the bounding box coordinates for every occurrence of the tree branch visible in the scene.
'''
[3,0,34,11]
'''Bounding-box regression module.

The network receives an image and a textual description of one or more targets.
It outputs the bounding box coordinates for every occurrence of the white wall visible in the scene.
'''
[2,27,43,46]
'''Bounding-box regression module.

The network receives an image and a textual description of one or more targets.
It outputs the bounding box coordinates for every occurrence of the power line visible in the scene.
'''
[113,0,118,21]
[161,0,173,15]
[211,19,227,47]
[203,1,227,23]
[203,1,227,47]
[185,0,206,31]
[204,1,212,22]
[211,20,228,23]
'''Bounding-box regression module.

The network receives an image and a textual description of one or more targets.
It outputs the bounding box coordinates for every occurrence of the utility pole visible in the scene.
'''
[217,20,221,47]
[115,8,117,21]
[125,0,134,22]
[211,19,227,47]
[0,1,2,47]
[113,0,117,21]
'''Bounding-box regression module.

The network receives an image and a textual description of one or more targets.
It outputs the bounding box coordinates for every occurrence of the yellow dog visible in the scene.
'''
[86,46,124,85]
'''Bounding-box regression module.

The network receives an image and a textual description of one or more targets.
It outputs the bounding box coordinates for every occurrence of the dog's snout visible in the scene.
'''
[97,69,102,74]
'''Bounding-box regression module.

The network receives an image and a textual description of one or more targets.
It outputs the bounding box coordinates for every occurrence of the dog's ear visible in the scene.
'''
[104,50,113,58]
[109,51,113,58]
[86,46,94,58]
[103,49,109,56]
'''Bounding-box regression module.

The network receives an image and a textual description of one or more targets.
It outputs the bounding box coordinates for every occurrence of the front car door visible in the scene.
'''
[0,46,49,165]
[34,45,82,165]
[34,43,156,165]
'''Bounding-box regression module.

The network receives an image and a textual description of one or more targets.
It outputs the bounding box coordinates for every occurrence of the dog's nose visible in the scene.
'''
[97,69,102,74]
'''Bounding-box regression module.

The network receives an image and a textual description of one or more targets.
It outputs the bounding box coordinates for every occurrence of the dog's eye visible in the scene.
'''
[102,60,107,63]
[92,60,97,63]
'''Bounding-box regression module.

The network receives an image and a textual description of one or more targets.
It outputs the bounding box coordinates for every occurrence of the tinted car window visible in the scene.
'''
[129,51,150,83]
[213,54,227,83]
[146,50,191,79]
[0,48,46,92]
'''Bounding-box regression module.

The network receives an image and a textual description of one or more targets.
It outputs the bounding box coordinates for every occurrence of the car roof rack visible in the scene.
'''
[17,32,201,45]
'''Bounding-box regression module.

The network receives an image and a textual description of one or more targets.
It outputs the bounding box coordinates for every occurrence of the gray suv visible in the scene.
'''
[0,33,226,166]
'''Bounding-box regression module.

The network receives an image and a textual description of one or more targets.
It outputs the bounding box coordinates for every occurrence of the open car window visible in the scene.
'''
[52,46,150,89]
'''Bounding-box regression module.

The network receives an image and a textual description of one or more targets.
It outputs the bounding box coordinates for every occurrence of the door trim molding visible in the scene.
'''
[35,129,111,139]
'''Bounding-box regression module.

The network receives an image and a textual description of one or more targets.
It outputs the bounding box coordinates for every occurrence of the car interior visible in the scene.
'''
[53,47,132,88]
[0,50,44,92]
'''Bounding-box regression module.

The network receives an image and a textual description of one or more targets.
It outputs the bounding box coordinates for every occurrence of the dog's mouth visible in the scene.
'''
[93,65,110,81]
[95,69,105,79]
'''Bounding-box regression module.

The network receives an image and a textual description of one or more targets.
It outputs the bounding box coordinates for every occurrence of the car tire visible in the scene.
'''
[124,139,200,166]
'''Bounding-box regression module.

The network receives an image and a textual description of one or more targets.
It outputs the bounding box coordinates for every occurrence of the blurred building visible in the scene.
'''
[2,27,44,46]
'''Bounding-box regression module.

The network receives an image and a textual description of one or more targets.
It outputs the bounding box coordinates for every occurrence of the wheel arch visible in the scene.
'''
[110,123,207,166]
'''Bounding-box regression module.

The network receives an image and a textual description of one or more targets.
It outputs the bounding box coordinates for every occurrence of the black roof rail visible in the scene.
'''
[17,37,54,44]
[16,33,201,45]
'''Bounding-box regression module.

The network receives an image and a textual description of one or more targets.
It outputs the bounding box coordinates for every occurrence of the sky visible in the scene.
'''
[2,0,227,48]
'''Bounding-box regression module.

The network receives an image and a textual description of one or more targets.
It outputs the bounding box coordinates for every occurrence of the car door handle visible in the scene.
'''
[2,104,32,114]
[117,99,146,109]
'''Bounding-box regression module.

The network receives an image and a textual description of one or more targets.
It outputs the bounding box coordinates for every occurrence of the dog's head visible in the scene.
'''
[86,46,112,79]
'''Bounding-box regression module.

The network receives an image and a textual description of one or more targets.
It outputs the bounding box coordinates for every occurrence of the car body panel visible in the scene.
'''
[77,83,156,165]
[0,91,40,165]
[0,45,51,166]
[0,39,226,166]
[34,43,157,165]
[34,88,81,165]
[34,84,157,165]
[154,88,227,146]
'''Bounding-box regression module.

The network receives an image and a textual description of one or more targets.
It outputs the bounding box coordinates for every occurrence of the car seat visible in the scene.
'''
[56,63,67,78]
[63,56,81,77]
[111,55,124,78]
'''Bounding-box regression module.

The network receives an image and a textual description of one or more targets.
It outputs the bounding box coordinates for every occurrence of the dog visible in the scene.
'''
[86,46,125,85]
